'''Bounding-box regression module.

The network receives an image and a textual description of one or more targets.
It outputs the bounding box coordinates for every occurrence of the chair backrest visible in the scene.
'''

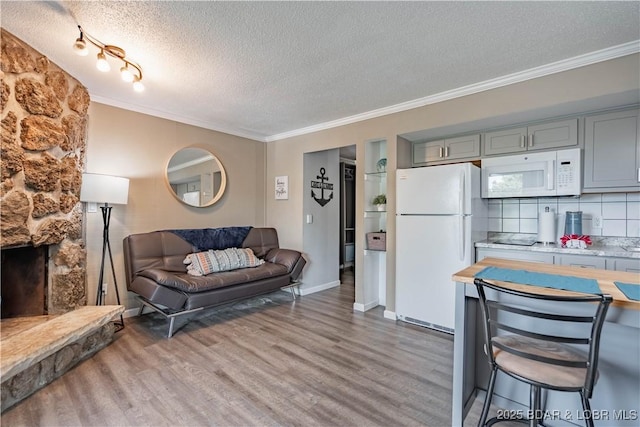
[473,278,612,397]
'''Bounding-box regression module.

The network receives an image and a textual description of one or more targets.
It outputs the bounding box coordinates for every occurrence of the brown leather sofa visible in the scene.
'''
[123,227,306,337]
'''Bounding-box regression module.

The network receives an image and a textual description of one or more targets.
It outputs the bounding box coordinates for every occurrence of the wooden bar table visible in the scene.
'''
[451,257,640,427]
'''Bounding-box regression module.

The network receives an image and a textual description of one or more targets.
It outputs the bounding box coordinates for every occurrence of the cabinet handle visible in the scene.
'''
[445,146,449,158]
[521,135,526,148]
[439,146,444,158]
[529,134,534,147]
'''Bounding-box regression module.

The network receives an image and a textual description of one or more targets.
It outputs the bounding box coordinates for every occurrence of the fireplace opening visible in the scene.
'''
[1,245,48,318]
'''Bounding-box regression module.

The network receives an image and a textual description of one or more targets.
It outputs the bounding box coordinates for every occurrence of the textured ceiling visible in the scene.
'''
[2,1,639,142]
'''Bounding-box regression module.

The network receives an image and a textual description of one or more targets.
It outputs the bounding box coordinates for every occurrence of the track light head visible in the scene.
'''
[96,51,110,72]
[120,65,134,82]
[73,37,88,56]
[133,76,145,92]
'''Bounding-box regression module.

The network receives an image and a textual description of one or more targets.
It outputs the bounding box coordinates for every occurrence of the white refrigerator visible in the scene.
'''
[395,163,486,333]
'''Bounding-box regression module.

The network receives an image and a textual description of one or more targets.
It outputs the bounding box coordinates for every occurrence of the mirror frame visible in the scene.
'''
[165,145,227,207]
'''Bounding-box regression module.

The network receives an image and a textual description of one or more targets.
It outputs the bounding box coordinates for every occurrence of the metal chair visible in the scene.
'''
[473,278,612,427]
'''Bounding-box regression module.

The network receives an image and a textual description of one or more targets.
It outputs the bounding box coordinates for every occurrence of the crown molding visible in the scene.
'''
[265,40,640,142]
[90,41,639,144]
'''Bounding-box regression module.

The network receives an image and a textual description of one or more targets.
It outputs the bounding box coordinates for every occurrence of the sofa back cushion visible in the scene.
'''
[123,231,195,283]
[242,227,279,258]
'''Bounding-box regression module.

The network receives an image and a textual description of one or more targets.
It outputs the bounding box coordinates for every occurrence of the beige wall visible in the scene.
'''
[84,55,639,313]
[84,102,266,308]
[265,54,640,313]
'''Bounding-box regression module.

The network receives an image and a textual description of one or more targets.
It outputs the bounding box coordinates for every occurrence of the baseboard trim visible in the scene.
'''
[123,307,141,318]
[298,280,340,296]
[383,310,396,320]
[353,300,379,312]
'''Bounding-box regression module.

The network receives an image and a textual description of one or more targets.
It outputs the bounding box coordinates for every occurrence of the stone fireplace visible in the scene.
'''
[0,29,124,414]
[1,29,89,315]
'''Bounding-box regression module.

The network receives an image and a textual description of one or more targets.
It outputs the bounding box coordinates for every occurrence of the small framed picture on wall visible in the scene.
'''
[275,175,288,200]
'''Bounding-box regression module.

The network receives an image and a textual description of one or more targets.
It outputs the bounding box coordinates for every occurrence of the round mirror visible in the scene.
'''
[166,147,227,207]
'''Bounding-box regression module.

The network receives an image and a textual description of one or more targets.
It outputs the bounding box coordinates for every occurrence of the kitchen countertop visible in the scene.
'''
[476,233,640,259]
[452,257,640,309]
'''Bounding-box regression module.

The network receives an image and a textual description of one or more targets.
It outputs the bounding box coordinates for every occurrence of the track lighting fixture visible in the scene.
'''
[72,25,144,92]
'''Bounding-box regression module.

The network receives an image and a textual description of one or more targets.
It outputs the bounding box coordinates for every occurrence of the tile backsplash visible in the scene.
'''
[487,193,640,238]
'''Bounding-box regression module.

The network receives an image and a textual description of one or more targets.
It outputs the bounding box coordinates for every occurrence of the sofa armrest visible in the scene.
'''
[265,248,305,279]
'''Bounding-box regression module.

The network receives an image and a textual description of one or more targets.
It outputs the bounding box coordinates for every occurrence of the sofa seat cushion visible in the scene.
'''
[137,262,289,293]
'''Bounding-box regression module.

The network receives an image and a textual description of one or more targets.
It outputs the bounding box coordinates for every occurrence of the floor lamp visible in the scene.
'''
[80,173,130,332]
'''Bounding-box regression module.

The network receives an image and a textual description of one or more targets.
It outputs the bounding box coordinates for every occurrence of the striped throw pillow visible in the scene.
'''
[184,248,264,276]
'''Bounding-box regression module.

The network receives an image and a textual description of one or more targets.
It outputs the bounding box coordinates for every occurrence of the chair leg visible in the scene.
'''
[478,366,498,427]
[529,385,541,427]
[580,391,594,427]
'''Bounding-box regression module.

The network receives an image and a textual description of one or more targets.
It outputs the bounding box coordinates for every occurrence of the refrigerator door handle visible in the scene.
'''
[459,170,465,261]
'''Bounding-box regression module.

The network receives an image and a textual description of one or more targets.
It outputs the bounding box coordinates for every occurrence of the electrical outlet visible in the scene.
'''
[102,283,108,295]
[593,215,603,229]
[87,202,98,213]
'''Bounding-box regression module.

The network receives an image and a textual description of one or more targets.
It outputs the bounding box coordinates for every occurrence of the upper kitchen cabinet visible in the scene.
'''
[412,134,480,166]
[583,108,640,193]
[483,118,578,156]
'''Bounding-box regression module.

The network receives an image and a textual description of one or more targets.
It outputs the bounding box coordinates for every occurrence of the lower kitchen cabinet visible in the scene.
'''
[476,248,554,264]
[477,247,640,274]
[556,254,606,269]
[608,257,640,273]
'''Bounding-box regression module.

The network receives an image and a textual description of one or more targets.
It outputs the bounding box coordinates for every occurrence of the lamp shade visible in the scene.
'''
[80,173,129,205]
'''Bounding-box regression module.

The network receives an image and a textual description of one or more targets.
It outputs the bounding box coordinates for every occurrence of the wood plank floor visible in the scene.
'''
[1,276,492,426]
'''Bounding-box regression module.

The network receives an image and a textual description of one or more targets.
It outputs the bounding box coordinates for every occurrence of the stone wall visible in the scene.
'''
[1,29,89,313]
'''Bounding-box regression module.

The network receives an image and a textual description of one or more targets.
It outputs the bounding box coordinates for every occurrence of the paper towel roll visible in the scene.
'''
[537,210,556,243]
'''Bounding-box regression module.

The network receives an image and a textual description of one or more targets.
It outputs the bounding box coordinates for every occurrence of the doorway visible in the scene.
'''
[301,145,356,295]
[339,146,356,274]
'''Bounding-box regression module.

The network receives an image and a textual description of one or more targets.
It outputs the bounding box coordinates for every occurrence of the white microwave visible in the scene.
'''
[481,148,581,198]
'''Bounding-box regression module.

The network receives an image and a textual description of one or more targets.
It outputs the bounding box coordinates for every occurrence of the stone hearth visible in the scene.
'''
[0,305,124,412]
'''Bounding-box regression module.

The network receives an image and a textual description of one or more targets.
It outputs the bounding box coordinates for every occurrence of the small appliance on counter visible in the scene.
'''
[564,211,583,235]
[561,211,592,248]
[537,206,556,244]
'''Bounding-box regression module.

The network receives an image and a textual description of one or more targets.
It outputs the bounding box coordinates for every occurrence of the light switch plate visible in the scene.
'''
[87,202,97,213]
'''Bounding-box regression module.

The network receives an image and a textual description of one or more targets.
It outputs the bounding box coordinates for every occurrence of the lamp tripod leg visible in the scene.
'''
[106,236,125,331]
[96,221,108,306]
[98,205,125,332]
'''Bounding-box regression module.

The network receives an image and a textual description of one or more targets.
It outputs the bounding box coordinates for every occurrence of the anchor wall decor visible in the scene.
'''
[311,167,334,207]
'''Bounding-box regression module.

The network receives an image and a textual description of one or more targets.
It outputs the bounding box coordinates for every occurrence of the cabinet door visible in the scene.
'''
[412,140,443,165]
[527,119,578,151]
[556,254,606,269]
[476,248,554,263]
[444,134,480,160]
[608,258,640,273]
[584,108,640,191]
[483,127,527,156]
